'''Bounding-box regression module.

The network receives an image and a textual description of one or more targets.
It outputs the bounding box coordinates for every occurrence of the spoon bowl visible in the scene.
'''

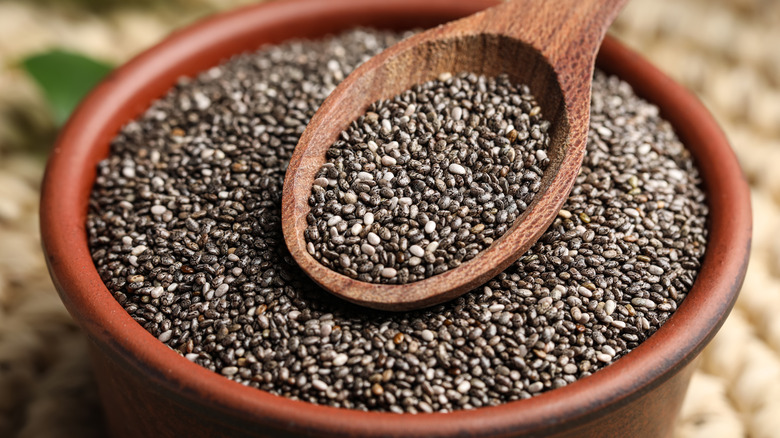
[282,0,627,311]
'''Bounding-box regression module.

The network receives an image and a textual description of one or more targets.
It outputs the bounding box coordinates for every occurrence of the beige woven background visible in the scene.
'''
[0,0,778,436]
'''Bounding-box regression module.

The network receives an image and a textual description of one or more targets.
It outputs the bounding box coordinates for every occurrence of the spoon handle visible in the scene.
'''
[468,0,628,78]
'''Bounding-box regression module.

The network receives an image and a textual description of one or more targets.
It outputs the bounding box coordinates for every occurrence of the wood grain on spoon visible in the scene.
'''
[282,0,628,311]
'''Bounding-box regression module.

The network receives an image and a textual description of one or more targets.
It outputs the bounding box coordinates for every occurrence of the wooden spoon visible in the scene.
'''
[282,0,628,311]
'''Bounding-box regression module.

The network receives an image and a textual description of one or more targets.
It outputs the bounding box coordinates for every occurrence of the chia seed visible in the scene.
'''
[87,29,708,414]
[305,72,550,284]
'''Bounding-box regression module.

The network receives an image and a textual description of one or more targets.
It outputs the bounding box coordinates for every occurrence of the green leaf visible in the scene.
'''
[21,49,113,126]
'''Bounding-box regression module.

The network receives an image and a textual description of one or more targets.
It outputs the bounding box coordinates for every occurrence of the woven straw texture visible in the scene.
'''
[0,0,778,436]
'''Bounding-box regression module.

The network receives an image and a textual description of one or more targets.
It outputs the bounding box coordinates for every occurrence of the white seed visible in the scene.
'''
[456,380,471,394]
[605,300,616,315]
[150,205,167,215]
[158,330,173,343]
[409,245,425,258]
[381,156,397,166]
[596,353,613,363]
[452,106,463,121]
[344,192,358,204]
[381,267,397,278]
[332,354,349,367]
[150,287,164,299]
[448,163,466,175]
[221,366,239,376]
[361,243,376,256]
[668,169,685,181]
[215,284,230,297]
[631,297,657,309]
[611,320,627,329]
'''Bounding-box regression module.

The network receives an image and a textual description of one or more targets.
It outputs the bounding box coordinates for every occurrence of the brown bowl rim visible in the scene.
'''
[40,0,751,436]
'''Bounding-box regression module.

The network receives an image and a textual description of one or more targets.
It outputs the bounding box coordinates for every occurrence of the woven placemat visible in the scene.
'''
[1,0,778,436]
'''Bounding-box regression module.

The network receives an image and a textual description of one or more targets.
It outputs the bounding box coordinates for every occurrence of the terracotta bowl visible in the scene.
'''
[40,0,751,437]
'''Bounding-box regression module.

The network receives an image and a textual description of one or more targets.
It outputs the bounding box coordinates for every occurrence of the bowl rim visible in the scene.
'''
[40,0,751,436]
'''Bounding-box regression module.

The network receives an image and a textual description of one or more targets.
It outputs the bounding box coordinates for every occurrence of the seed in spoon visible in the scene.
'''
[305,72,551,284]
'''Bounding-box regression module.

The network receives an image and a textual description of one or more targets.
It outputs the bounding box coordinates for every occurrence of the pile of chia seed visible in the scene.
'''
[87,29,708,413]
[305,72,550,284]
